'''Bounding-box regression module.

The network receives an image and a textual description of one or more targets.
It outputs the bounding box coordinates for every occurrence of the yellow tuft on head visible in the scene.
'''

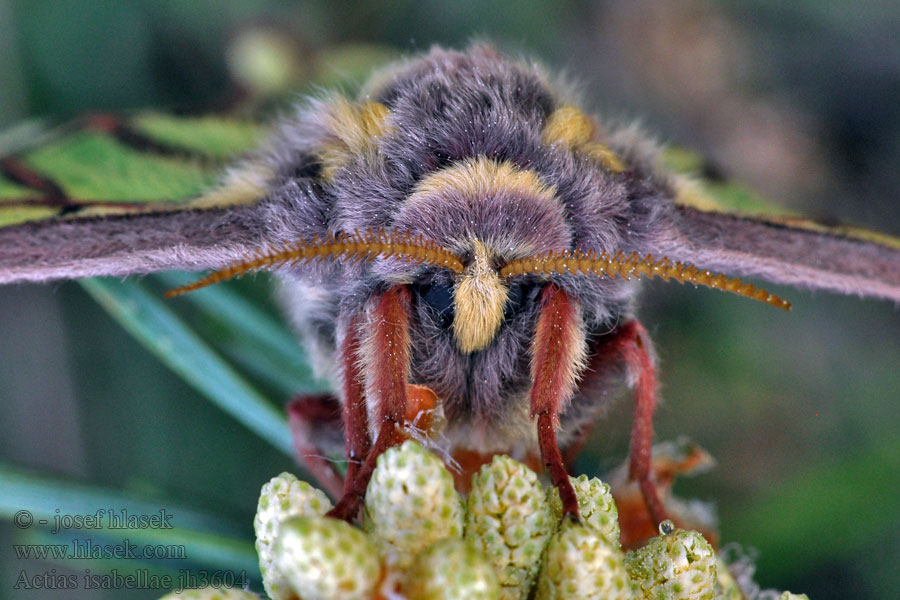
[453,241,509,353]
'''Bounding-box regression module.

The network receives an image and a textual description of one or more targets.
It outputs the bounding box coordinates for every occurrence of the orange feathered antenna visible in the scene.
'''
[165,229,465,298]
[500,249,791,310]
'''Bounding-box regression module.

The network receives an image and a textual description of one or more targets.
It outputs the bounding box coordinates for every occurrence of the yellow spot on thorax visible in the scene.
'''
[453,240,509,353]
[543,106,625,172]
[319,99,391,180]
[543,106,594,146]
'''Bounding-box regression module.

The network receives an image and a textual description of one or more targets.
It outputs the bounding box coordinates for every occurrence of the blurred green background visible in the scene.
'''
[0,1,898,599]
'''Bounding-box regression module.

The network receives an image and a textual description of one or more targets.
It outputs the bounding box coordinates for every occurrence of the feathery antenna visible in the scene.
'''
[165,229,464,298]
[500,249,791,310]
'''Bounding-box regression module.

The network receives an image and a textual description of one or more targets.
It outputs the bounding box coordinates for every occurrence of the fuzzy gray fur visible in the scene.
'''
[269,45,672,452]
[2,44,898,455]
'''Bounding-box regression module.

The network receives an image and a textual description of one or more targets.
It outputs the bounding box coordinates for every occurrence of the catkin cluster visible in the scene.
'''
[156,441,809,600]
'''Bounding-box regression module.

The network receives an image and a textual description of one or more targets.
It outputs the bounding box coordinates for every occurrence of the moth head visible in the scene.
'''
[387,156,569,352]
[166,229,791,353]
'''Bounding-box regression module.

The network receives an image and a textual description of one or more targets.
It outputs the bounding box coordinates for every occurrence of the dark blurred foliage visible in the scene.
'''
[0,1,898,599]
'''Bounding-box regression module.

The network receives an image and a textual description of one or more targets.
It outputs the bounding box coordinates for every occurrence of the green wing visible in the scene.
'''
[0,113,277,283]
[0,113,267,228]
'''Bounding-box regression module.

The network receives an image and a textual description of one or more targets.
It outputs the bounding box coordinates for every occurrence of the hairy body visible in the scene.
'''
[273,45,665,456]
[1,43,898,523]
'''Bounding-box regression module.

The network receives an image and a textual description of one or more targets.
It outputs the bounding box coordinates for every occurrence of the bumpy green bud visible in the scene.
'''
[158,587,260,599]
[254,472,333,600]
[778,593,810,600]
[404,538,501,600]
[547,474,620,544]
[465,454,554,600]
[272,516,381,600]
[626,528,717,600]
[535,520,632,600]
[363,440,464,572]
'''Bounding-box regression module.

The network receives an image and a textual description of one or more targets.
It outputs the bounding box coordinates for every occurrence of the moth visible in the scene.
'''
[2,44,898,526]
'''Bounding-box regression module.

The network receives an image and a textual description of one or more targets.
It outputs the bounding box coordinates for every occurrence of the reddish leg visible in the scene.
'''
[341,316,370,491]
[531,284,587,519]
[327,286,412,522]
[581,320,669,526]
[287,394,345,499]
[623,323,669,526]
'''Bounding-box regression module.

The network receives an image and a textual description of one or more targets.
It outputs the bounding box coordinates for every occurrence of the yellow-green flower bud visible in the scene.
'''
[363,440,464,572]
[404,538,501,600]
[779,593,810,600]
[536,520,632,600]
[464,454,554,600]
[157,587,260,599]
[626,528,717,600]
[547,474,620,544]
[254,472,332,600]
[272,516,381,600]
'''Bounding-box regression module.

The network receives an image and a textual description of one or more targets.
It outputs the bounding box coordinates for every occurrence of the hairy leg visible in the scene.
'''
[327,286,412,522]
[530,284,588,519]
[340,315,370,491]
[578,320,669,526]
[620,321,668,526]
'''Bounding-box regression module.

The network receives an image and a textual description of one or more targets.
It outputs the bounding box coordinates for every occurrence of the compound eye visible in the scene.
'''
[416,281,455,328]
[503,282,539,320]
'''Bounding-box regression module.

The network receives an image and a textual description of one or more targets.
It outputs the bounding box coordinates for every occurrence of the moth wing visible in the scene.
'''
[654,148,900,302]
[0,113,276,283]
